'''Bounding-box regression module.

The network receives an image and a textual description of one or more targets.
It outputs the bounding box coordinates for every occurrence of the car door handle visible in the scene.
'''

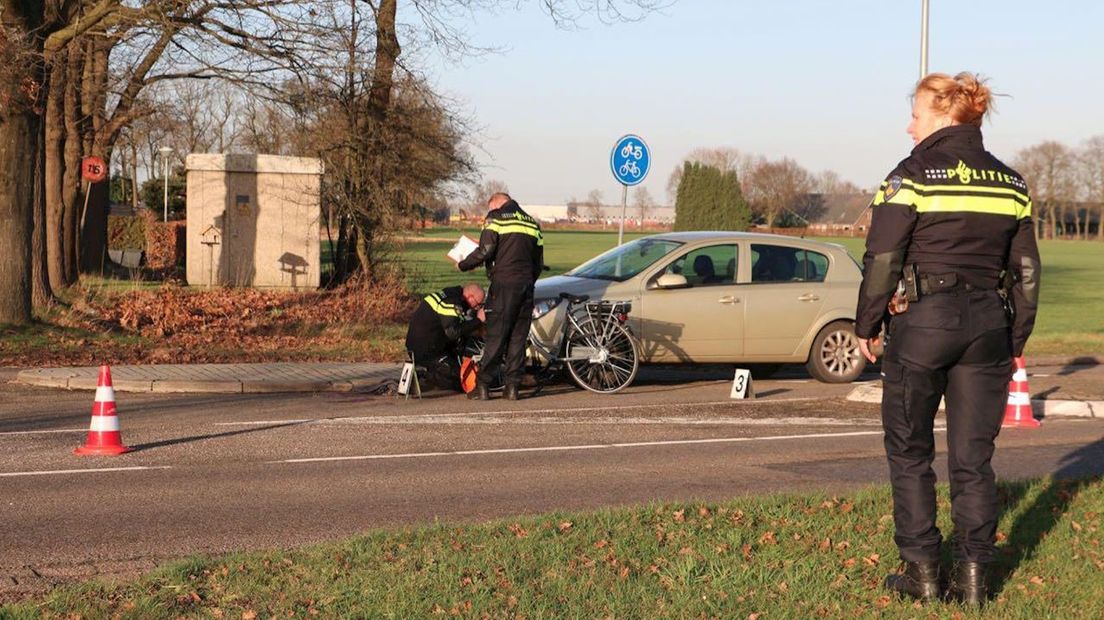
[718,296,740,304]
[797,293,820,302]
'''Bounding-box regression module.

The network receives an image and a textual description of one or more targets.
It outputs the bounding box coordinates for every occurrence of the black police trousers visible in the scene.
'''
[479,282,534,388]
[881,289,1013,563]
[413,350,461,392]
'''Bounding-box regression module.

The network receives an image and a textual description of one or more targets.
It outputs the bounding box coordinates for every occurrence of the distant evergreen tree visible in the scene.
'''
[673,162,750,231]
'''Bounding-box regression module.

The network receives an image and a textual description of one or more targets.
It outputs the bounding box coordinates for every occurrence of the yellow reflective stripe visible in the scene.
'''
[485,221,545,245]
[873,179,1031,218]
[423,293,461,317]
[914,194,1030,218]
[876,179,1030,205]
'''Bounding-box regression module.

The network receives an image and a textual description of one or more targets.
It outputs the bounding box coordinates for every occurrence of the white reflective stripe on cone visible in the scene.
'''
[1007,392,1031,406]
[1012,369,1028,382]
[88,415,121,432]
[95,386,116,402]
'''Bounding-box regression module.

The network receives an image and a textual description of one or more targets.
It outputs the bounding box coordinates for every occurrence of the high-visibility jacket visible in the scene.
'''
[459,200,544,283]
[405,286,480,358]
[856,124,1041,355]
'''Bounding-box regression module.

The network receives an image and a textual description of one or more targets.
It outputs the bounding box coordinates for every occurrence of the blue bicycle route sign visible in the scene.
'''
[610,134,650,186]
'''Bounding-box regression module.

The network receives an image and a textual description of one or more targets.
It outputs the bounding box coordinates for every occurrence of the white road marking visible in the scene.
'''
[0,465,171,478]
[274,428,947,464]
[0,428,86,436]
[218,415,877,427]
[313,415,883,427]
[214,398,825,427]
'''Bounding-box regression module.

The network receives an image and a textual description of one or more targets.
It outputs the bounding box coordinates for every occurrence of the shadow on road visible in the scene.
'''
[990,437,1104,596]
[128,421,308,453]
[1057,359,1100,377]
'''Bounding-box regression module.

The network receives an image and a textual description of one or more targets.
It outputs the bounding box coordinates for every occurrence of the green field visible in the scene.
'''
[396,230,1104,357]
[6,476,1102,619]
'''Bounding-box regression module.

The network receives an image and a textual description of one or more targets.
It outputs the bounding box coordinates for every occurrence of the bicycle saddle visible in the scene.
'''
[558,292,590,304]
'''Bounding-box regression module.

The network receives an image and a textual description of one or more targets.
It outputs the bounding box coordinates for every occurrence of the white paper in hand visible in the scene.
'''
[447,235,479,263]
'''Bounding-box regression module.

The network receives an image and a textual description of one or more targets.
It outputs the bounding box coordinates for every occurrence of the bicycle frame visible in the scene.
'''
[527,299,632,368]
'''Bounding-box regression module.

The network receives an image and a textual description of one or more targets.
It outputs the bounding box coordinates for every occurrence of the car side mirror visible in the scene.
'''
[654,274,690,290]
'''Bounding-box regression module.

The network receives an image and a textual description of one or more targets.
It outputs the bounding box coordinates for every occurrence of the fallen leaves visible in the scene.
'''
[3,275,418,366]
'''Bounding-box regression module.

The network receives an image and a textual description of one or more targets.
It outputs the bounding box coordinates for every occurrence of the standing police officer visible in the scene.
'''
[855,73,1040,607]
[405,283,485,392]
[459,193,544,401]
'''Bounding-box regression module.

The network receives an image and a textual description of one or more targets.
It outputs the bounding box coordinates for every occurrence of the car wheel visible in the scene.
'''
[805,321,866,383]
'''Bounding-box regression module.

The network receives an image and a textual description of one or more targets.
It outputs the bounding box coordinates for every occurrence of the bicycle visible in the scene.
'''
[618,160,641,179]
[464,292,640,394]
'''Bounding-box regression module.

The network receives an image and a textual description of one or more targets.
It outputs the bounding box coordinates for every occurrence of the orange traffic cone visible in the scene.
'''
[74,365,133,455]
[1002,356,1041,428]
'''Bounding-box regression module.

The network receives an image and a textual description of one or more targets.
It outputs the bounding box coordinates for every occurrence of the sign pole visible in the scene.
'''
[617,184,628,246]
[609,133,650,258]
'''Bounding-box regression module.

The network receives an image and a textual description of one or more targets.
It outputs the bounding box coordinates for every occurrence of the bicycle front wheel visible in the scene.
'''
[564,320,639,394]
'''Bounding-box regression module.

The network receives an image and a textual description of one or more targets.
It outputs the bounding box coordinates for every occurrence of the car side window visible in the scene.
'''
[751,244,828,283]
[798,250,829,282]
[663,244,737,287]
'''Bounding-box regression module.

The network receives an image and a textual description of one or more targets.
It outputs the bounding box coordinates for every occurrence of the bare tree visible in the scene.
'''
[666,147,760,203]
[585,188,604,222]
[632,185,655,227]
[1077,135,1104,241]
[468,178,509,216]
[813,169,861,195]
[1015,141,1076,240]
[743,157,814,228]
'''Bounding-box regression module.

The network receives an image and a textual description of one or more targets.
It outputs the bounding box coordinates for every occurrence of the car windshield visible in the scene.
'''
[566,238,683,281]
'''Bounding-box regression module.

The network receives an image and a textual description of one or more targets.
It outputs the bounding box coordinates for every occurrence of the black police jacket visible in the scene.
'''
[405,286,480,358]
[458,200,544,283]
[856,124,1041,356]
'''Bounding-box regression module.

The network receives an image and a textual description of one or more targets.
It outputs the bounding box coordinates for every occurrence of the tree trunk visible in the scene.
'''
[0,107,38,324]
[32,104,53,310]
[80,38,111,274]
[0,3,42,325]
[44,50,67,292]
[130,139,140,209]
[61,39,83,284]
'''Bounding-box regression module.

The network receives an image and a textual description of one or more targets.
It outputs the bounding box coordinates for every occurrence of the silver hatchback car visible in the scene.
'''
[531,231,867,383]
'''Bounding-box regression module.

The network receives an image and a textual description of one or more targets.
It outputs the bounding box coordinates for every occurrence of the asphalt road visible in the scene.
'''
[2,363,1102,601]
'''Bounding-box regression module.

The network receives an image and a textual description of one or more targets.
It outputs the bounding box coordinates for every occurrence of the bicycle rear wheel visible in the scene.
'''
[564,320,639,394]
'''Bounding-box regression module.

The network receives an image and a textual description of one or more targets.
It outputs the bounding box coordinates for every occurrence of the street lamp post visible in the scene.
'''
[919,0,930,78]
[159,146,173,221]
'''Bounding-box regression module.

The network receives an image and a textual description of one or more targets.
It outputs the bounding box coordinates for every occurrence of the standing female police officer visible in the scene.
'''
[855,73,1040,606]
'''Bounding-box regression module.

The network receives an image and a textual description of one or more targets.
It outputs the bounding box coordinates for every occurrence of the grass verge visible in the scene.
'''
[4,476,1102,619]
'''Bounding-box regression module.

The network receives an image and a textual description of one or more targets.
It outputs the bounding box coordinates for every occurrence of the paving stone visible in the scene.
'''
[152,380,243,393]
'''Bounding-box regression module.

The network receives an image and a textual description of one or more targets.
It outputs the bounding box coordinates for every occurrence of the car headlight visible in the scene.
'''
[532,298,562,319]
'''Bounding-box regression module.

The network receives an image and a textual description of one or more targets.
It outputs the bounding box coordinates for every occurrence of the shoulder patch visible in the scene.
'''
[884,176,903,200]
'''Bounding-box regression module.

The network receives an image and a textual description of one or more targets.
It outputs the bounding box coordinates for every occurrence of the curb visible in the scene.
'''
[13,367,399,394]
[846,382,1101,419]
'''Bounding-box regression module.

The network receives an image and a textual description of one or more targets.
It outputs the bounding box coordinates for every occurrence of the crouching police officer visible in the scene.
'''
[856,73,1041,607]
[458,192,544,401]
[405,283,485,392]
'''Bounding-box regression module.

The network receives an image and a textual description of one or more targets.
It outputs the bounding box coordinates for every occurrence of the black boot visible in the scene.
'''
[468,384,491,400]
[945,562,987,607]
[884,561,942,603]
[503,384,520,401]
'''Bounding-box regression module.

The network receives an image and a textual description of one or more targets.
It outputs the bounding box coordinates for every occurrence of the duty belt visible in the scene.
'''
[918,273,993,295]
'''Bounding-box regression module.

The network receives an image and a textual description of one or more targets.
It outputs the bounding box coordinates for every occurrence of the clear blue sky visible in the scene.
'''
[423,0,1104,205]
